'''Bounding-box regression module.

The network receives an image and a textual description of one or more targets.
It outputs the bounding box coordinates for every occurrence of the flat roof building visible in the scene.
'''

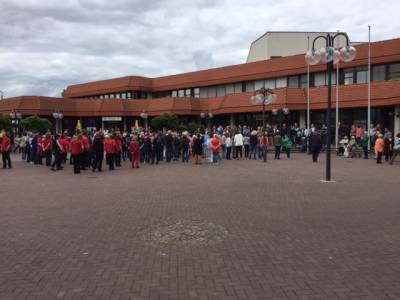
[0,36,400,134]
[246,31,364,62]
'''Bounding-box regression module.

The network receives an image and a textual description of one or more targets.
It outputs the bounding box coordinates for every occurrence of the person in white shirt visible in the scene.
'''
[225,133,232,159]
[234,131,244,159]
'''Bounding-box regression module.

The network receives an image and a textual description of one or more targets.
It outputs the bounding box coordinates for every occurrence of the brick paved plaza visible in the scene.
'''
[0,154,399,300]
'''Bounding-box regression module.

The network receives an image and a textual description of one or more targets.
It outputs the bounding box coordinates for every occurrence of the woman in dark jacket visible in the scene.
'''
[193,134,203,165]
[310,132,322,162]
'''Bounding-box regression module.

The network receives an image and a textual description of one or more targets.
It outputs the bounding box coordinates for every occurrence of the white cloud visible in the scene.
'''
[0,0,399,97]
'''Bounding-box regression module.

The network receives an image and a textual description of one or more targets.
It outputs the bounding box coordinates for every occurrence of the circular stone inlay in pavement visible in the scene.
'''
[140,220,229,246]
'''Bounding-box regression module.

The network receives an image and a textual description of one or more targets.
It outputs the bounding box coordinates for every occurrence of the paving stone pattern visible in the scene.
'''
[0,154,400,300]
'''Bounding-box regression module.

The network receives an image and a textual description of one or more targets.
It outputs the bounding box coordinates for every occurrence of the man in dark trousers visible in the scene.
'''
[310,132,322,162]
[92,133,104,172]
[165,131,173,162]
[70,134,83,174]
[50,134,63,171]
[1,131,12,169]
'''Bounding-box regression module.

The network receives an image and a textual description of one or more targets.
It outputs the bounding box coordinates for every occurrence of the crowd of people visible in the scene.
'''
[1,122,399,172]
[337,123,400,164]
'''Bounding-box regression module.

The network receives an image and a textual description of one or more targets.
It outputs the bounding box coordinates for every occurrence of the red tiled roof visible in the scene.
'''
[63,38,400,97]
[2,80,400,117]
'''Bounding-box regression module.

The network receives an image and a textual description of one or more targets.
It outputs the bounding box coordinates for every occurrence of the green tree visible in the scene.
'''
[20,115,52,133]
[151,114,179,131]
[0,114,11,131]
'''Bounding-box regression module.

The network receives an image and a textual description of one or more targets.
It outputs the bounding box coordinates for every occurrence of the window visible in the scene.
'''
[356,70,368,84]
[127,92,131,99]
[110,94,115,99]
[344,70,354,85]
[372,65,386,81]
[199,88,207,98]
[329,71,337,85]
[178,90,184,97]
[172,90,177,97]
[194,88,200,98]
[208,86,217,97]
[104,94,110,99]
[276,77,287,88]
[121,93,127,99]
[185,89,191,97]
[245,81,254,92]
[265,79,275,89]
[226,84,234,94]
[314,72,326,86]
[100,95,104,99]
[300,74,308,88]
[217,85,226,97]
[234,83,242,93]
[288,76,299,88]
[254,80,265,90]
[388,63,400,80]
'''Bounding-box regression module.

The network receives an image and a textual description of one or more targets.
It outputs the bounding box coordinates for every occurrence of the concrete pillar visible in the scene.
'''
[123,116,127,132]
[395,105,400,134]
[299,110,306,128]
[230,114,235,127]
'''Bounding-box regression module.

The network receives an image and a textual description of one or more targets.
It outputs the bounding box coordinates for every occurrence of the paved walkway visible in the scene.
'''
[0,154,399,300]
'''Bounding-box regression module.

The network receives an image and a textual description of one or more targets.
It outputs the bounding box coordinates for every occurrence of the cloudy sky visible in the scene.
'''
[0,0,399,98]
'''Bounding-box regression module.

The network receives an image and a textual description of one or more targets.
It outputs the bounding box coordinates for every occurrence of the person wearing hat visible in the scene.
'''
[374,133,384,164]
[1,131,12,169]
[129,135,140,168]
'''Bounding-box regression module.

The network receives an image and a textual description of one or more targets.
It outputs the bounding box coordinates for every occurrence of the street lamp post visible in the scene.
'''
[9,110,22,136]
[0,90,4,100]
[52,112,64,134]
[140,111,148,130]
[305,32,356,181]
[250,87,277,134]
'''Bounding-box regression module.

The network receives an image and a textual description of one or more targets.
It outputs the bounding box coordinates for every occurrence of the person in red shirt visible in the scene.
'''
[115,133,122,167]
[211,134,221,165]
[42,133,53,166]
[70,135,84,174]
[60,133,69,165]
[37,134,44,165]
[1,132,12,169]
[129,135,140,168]
[104,135,116,170]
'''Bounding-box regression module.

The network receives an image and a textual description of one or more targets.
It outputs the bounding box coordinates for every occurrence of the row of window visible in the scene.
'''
[79,91,149,100]
[77,62,400,100]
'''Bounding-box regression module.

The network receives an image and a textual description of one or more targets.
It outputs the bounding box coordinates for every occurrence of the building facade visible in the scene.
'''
[246,31,363,63]
[1,38,400,134]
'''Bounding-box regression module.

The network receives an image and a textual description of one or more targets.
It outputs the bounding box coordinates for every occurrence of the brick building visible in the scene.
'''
[1,37,400,134]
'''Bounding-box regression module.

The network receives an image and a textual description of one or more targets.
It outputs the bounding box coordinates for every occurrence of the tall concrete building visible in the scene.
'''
[246,31,364,63]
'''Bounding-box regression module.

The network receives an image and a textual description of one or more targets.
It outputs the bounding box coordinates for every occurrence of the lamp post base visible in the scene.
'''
[319,179,336,183]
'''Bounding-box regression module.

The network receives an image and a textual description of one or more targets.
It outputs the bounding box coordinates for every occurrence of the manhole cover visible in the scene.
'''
[140,220,228,246]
